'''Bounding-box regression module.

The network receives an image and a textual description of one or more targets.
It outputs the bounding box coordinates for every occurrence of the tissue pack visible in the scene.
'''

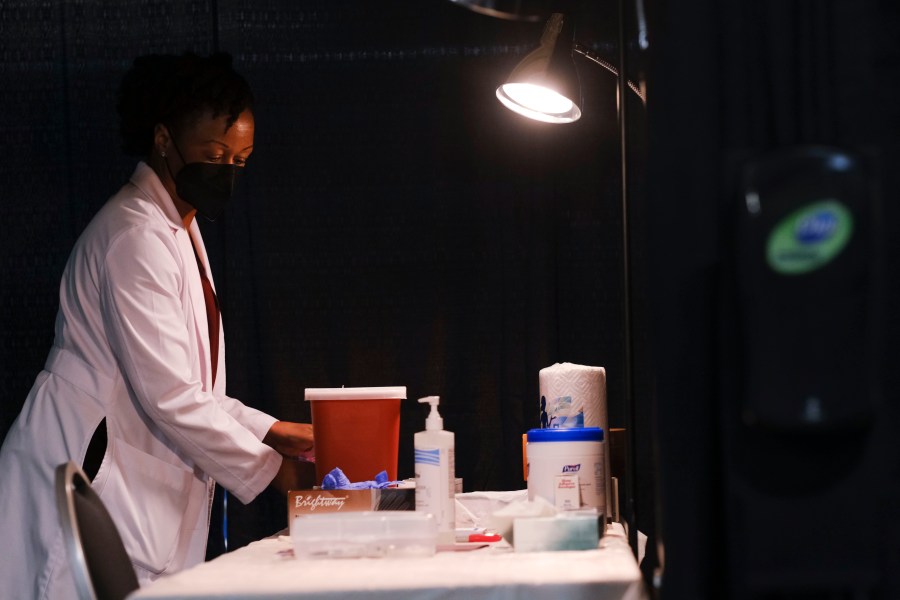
[288,487,415,518]
[513,512,603,552]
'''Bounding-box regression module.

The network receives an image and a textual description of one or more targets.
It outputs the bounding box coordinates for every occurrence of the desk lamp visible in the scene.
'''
[491,9,645,559]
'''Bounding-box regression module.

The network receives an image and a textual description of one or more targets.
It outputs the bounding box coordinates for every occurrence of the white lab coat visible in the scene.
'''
[0,162,283,599]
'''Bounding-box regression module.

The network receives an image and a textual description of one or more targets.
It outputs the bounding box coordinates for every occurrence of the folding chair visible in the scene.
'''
[55,461,139,600]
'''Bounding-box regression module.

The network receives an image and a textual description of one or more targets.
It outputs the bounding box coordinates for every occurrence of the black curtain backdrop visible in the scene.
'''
[0,0,653,555]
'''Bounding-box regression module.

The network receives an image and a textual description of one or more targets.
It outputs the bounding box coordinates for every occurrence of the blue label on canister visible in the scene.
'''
[527,427,604,443]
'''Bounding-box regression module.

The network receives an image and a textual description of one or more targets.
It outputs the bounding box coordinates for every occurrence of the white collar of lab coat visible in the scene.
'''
[129,160,185,231]
[128,160,215,285]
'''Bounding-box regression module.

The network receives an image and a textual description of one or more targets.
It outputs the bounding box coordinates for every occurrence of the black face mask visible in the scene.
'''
[166,137,242,222]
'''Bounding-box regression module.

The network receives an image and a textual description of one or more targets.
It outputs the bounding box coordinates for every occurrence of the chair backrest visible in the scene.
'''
[55,461,140,600]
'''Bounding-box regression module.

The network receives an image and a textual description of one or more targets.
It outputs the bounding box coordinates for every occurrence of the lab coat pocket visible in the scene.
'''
[99,439,193,574]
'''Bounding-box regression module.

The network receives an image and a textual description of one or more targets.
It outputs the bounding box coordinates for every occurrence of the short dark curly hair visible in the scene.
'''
[117,52,255,156]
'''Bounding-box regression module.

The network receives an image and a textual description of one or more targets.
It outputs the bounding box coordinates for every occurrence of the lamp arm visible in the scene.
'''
[573,43,646,104]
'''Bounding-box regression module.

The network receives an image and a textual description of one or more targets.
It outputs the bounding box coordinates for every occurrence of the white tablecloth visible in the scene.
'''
[129,522,644,600]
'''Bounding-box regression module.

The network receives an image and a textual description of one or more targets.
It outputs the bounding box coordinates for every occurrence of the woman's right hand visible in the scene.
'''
[263,421,314,458]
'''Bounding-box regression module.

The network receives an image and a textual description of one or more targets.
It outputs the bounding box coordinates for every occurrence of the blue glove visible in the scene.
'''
[321,467,352,489]
[367,470,397,489]
[321,467,398,490]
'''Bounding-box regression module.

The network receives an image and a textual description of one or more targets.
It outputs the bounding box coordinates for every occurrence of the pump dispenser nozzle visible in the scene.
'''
[418,396,443,431]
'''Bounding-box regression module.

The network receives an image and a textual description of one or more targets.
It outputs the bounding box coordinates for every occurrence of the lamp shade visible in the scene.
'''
[496,13,583,123]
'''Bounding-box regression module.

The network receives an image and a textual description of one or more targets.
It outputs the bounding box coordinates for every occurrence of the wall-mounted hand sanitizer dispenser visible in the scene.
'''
[735,146,880,434]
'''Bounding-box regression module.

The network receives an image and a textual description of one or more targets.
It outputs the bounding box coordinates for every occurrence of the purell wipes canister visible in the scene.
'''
[526,427,605,516]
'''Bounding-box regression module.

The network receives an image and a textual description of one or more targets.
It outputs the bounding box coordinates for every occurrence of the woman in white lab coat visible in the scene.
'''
[0,53,313,599]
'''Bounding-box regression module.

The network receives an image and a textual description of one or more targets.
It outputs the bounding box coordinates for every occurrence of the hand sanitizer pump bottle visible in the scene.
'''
[414,396,455,544]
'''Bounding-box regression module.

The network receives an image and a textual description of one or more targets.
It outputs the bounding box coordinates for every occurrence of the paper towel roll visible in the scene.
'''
[538,362,609,517]
[539,363,607,431]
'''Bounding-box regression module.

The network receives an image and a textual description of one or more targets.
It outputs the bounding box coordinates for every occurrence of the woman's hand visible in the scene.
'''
[263,421,314,458]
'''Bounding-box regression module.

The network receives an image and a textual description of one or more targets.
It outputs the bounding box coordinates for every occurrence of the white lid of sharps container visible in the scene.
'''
[304,386,407,401]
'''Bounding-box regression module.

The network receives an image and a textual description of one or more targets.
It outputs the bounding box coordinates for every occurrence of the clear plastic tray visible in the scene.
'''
[290,511,437,559]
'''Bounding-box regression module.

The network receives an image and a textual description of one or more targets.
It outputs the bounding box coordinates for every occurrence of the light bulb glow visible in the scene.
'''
[504,83,573,113]
[496,83,581,123]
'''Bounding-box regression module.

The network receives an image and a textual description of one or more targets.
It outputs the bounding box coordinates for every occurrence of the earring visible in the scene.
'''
[160,150,167,158]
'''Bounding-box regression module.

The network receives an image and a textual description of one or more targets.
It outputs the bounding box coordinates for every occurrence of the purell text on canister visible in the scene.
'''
[526,427,605,516]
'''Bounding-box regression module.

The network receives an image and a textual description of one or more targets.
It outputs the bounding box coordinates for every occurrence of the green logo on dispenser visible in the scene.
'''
[767,200,853,275]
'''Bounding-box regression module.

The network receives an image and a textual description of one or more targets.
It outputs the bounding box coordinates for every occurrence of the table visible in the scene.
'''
[129,522,644,600]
